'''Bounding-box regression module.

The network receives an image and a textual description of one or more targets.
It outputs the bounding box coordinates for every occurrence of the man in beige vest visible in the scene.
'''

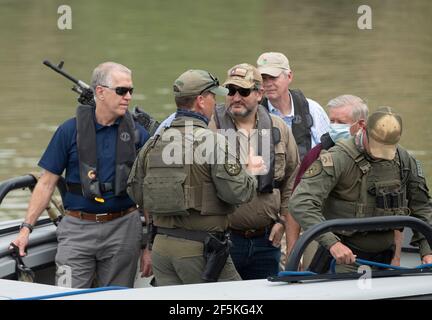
[209,63,299,279]
[128,69,264,286]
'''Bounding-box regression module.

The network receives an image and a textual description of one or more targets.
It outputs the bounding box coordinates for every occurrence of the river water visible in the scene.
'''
[0,0,431,220]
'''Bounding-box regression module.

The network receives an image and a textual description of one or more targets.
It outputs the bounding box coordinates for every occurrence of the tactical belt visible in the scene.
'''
[67,182,114,195]
[65,206,136,223]
[156,227,225,243]
[229,222,274,239]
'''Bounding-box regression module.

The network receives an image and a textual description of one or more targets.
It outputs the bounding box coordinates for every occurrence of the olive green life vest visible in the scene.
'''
[141,118,236,217]
[323,139,411,222]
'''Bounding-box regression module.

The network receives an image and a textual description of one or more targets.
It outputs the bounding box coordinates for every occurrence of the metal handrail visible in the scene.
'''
[285,216,432,272]
[0,175,37,205]
[0,174,66,205]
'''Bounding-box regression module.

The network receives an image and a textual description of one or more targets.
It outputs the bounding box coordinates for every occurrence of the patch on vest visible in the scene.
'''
[319,153,334,167]
[120,131,131,142]
[416,159,424,178]
[303,161,322,178]
[224,162,242,176]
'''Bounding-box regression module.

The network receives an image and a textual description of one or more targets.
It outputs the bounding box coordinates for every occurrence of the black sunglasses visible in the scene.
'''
[101,85,134,96]
[199,72,220,95]
[226,85,256,97]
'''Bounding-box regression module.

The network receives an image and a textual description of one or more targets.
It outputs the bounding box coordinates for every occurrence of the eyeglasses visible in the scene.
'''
[199,72,220,95]
[226,85,256,97]
[101,85,134,96]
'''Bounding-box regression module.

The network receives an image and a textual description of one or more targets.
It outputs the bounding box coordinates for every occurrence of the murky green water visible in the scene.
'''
[1,0,431,220]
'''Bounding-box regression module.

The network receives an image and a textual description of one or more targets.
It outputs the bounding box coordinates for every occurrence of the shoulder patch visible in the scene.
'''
[224,142,241,176]
[320,152,334,167]
[303,161,323,178]
[224,162,242,176]
[416,159,425,178]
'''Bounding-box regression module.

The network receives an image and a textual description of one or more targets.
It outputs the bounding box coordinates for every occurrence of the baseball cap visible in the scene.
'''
[223,63,263,89]
[367,106,402,160]
[256,52,291,77]
[173,69,228,97]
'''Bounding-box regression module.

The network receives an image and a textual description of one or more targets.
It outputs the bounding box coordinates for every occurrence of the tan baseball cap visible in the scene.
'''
[173,69,228,97]
[256,52,291,77]
[223,63,262,89]
[367,106,402,160]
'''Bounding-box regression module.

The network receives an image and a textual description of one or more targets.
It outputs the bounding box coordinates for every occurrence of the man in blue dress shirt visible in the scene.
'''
[11,62,149,288]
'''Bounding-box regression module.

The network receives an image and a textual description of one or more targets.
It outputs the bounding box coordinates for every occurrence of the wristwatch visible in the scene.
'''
[20,222,34,233]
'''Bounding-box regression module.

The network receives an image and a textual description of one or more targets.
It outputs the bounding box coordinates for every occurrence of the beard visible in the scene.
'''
[227,102,254,118]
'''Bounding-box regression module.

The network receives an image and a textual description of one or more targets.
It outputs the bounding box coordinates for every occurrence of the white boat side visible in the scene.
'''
[1,273,432,300]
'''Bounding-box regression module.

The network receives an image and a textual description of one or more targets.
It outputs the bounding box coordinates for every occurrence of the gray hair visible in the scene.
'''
[326,94,368,122]
[90,62,132,91]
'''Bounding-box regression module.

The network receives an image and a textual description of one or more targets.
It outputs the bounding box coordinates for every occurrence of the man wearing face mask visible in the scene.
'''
[288,107,432,273]
[294,95,368,190]
[283,95,368,269]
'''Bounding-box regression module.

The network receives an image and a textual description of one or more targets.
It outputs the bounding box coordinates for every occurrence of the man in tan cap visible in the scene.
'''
[128,69,265,286]
[257,52,330,161]
[288,106,432,273]
[209,63,300,279]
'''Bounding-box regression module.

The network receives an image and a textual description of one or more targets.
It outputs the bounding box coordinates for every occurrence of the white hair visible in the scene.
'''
[326,94,368,122]
[90,62,131,90]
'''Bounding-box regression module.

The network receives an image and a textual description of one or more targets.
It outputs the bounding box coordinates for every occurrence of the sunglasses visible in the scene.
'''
[226,85,256,97]
[101,85,134,96]
[199,72,220,95]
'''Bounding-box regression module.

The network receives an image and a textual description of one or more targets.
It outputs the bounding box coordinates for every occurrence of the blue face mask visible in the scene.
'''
[328,123,351,143]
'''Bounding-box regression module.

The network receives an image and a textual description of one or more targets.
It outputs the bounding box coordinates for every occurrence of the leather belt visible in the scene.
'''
[230,223,274,239]
[65,206,136,223]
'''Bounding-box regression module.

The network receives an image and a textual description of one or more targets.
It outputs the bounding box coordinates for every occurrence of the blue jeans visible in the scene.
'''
[229,229,281,280]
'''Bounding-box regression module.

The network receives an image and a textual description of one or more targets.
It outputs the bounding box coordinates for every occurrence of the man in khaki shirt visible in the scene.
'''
[209,63,299,279]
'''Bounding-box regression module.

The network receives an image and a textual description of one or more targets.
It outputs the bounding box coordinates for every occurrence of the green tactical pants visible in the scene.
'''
[151,234,241,286]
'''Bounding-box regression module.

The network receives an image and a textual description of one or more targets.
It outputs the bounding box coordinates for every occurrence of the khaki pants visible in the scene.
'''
[152,234,241,286]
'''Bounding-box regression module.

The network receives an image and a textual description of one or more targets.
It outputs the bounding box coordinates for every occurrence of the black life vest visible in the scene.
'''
[261,89,312,160]
[74,104,138,201]
[213,104,280,193]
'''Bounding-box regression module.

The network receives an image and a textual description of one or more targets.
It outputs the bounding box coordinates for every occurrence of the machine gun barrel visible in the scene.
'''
[43,60,91,89]
[43,59,95,106]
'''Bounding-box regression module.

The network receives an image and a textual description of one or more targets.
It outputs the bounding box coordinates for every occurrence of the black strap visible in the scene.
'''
[261,90,312,160]
[156,227,224,243]
[67,182,113,195]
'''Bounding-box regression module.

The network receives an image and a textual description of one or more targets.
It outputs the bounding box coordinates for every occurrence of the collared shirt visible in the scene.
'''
[175,109,209,125]
[267,92,330,148]
[154,112,176,136]
[38,114,149,213]
[208,113,300,230]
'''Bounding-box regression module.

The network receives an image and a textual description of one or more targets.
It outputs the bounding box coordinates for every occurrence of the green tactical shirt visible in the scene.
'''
[288,137,432,257]
[128,115,257,233]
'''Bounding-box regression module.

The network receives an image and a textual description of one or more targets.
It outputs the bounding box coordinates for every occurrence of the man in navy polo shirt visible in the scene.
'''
[11,62,150,288]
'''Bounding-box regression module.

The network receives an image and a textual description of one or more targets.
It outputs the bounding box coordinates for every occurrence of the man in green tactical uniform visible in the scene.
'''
[127,69,264,286]
[288,107,432,272]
